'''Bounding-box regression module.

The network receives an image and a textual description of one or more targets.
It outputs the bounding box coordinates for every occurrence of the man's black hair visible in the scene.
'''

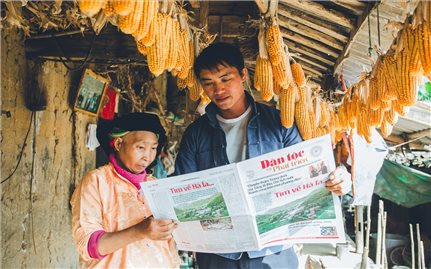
[194,42,245,78]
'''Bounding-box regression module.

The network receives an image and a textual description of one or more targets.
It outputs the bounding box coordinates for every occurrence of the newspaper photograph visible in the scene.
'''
[141,134,345,253]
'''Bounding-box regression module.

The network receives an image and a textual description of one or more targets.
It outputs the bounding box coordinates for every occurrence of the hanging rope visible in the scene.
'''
[52,31,97,72]
[1,111,35,184]
[377,6,381,47]
[368,14,373,57]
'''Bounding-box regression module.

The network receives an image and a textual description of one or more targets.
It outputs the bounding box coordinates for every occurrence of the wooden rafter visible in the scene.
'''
[277,4,348,42]
[333,1,379,74]
[281,28,340,58]
[278,16,345,51]
[278,0,354,29]
[285,40,335,66]
[330,0,366,16]
[290,52,330,73]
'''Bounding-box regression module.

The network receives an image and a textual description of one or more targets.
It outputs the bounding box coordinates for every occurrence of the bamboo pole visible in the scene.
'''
[417,224,422,269]
[360,206,371,269]
[420,241,425,269]
[376,212,382,267]
[355,205,364,254]
[410,224,415,269]
[381,212,387,269]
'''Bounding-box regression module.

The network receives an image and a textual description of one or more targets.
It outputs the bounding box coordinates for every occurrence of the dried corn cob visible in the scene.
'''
[393,100,409,116]
[380,118,393,137]
[295,98,312,140]
[177,77,187,90]
[291,62,306,88]
[103,0,114,15]
[319,102,329,127]
[280,86,296,128]
[417,23,431,76]
[384,108,398,125]
[266,23,283,65]
[189,73,203,101]
[134,0,158,41]
[119,0,143,34]
[79,0,105,17]
[254,55,274,101]
[166,17,180,71]
[368,78,380,110]
[136,40,147,55]
[112,0,134,16]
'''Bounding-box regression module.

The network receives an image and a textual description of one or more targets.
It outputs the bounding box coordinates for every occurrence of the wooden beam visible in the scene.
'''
[278,17,345,51]
[25,30,146,61]
[281,28,340,58]
[285,40,335,66]
[409,128,431,140]
[290,53,331,72]
[277,4,348,42]
[330,0,366,16]
[333,1,379,74]
[384,134,425,149]
[301,63,324,78]
[279,0,354,29]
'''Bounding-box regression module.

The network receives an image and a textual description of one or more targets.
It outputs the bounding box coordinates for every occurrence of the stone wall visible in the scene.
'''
[1,27,95,268]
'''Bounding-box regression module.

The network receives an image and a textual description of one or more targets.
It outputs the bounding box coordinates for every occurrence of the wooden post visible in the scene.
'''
[355,205,364,254]
[410,224,415,269]
[360,206,371,269]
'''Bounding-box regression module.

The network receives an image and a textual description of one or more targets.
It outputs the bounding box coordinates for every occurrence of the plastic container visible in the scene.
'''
[370,233,408,266]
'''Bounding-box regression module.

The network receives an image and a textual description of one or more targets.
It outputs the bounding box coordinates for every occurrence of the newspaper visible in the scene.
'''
[141,135,346,253]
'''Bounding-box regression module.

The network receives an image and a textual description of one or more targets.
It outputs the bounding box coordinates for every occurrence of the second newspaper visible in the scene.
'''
[141,134,346,253]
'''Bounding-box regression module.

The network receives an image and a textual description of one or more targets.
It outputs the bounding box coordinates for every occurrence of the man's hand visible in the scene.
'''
[325,166,351,196]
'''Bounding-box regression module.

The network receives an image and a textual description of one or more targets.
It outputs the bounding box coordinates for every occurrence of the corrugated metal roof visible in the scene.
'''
[391,102,431,146]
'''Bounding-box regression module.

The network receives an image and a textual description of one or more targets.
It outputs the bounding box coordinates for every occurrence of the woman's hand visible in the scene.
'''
[135,217,178,240]
[325,166,351,196]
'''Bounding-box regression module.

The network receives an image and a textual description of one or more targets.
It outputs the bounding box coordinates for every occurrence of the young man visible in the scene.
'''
[175,42,349,269]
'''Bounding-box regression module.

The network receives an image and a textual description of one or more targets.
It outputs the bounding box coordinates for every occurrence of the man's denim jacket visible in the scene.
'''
[174,92,303,259]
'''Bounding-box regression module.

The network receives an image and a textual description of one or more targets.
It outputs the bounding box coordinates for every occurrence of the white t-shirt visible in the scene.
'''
[216,106,252,163]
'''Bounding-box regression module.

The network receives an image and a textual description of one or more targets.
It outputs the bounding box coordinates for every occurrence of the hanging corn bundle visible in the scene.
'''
[395,25,421,106]
[78,0,105,17]
[177,9,194,79]
[280,86,296,128]
[112,0,135,16]
[134,0,158,43]
[118,0,144,34]
[254,55,274,101]
[416,1,431,79]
